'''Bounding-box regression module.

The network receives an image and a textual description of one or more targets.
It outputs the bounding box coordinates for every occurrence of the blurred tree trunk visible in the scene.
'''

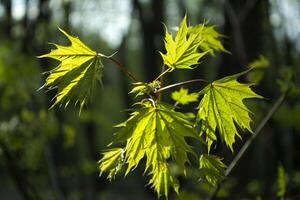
[219,0,247,75]
[132,0,165,81]
[22,0,51,53]
[2,0,12,38]
[83,122,98,200]
[63,0,71,30]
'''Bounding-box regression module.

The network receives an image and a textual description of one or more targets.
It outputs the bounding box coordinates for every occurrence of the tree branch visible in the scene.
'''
[108,57,139,82]
[155,79,209,94]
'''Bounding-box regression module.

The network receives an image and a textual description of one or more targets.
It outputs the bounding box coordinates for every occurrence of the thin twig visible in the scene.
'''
[155,79,209,94]
[154,67,170,81]
[207,93,286,200]
[156,65,169,100]
[108,57,139,82]
[157,65,167,101]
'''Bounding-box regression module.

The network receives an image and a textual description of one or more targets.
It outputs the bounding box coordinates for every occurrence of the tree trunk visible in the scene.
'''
[132,0,165,82]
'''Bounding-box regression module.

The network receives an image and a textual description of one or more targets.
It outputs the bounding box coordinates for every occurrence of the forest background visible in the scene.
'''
[0,0,300,199]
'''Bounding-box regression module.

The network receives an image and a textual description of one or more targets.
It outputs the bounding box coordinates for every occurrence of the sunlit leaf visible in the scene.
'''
[39,28,104,112]
[100,102,204,198]
[197,70,263,151]
[188,25,227,55]
[160,15,207,70]
[172,87,199,106]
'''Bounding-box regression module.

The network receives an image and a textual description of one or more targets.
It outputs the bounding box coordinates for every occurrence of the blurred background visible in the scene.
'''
[0,0,300,199]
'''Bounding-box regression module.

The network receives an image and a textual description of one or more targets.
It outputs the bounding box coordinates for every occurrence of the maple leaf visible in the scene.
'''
[199,154,226,187]
[100,102,204,198]
[197,70,263,151]
[188,25,227,55]
[160,15,207,70]
[171,87,199,106]
[38,28,104,112]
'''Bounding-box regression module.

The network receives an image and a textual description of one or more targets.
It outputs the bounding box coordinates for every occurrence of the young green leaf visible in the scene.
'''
[101,102,204,198]
[160,15,207,70]
[199,154,226,187]
[129,80,161,97]
[197,70,263,151]
[188,25,227,55]
[99,148,124,181]
[38,28,104,112]
[171,87,199,106]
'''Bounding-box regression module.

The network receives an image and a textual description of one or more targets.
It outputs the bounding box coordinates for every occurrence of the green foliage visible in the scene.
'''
[188,25,227,55]
[38,16,263,199]
[39,28,104,112]
[277,164,286,198]
[199,154,226,187]
[160,15,207,70]
[100,101,204,198]
[130,80,161,97]
[197,70,263,151]
[171,88,199,106]
[0,42,41,112]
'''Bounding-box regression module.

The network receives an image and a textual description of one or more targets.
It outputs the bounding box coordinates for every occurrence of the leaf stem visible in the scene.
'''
[156,65,168,101]
[108,57,139,82]
[155,79,209,94]
[154,67,171,81]
[207,93,286,200]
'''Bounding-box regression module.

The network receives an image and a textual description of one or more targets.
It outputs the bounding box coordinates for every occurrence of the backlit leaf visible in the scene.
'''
[160,16,207,70]
[172,87,199,106]
[188,25,227,55]
[100,102,204,198]
[197,70,263,151]
[39,28,104,112]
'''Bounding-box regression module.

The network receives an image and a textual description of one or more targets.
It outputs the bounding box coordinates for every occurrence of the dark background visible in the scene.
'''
[0,0,300,199]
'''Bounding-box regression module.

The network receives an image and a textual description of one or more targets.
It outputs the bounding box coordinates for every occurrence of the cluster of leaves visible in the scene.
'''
[39,16,262,198]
